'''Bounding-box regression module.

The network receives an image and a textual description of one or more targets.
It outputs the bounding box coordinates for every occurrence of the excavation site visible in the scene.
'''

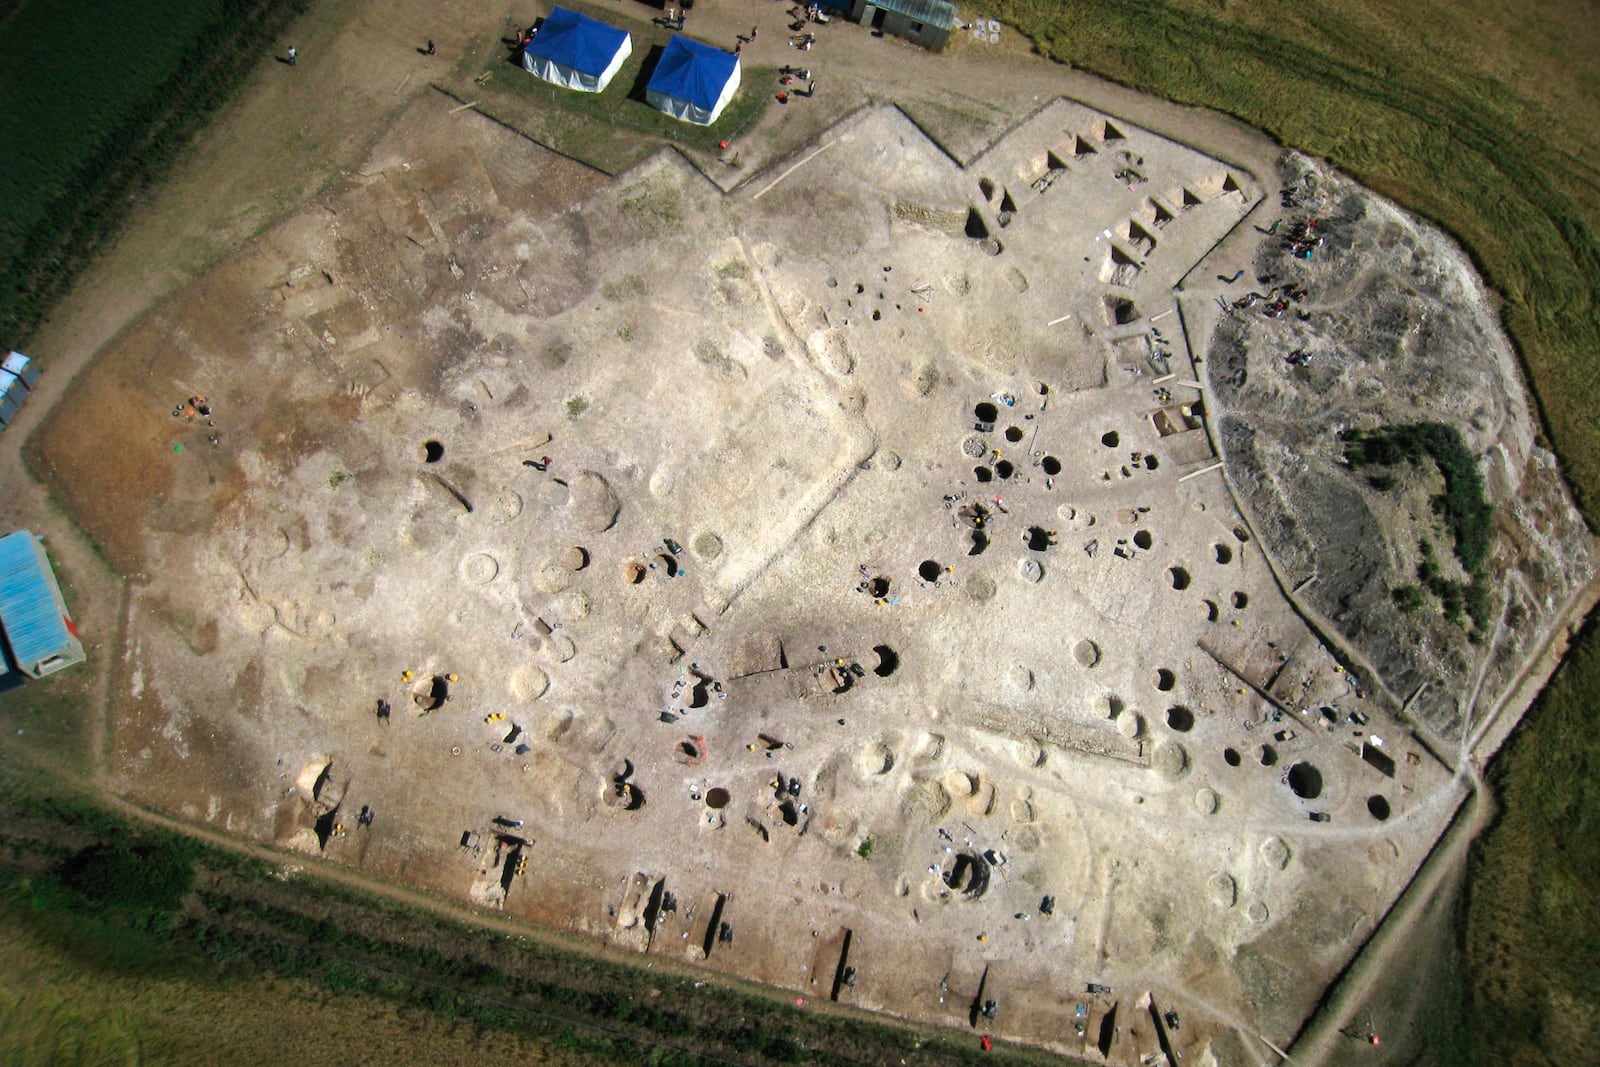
[31,36,1594,1066]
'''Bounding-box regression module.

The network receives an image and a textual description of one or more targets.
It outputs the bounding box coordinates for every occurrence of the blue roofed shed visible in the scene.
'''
[646,36,741,126]
[521,7,633,93]
[0,530,85,679]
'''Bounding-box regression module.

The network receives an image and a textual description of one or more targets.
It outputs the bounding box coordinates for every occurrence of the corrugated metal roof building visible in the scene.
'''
[0,530,85,678]
[849,0,957,50]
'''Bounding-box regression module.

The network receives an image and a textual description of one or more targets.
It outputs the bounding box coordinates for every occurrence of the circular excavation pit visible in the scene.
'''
[622,560,647,584]
[1214,543,1234,564]
[974,465,993,483]
[1165,705,1195,732]
[1224,747,1242,767]
[420,440,444,463]
[974,401,999,425]
[412,674,449,711]
[1367,795,1391,821]
[1155,668,1175,692]
[1101,430,1120,448]
[1286,762,1323,800]
[995,460,1015,479]
[1004,425,1025,443]
[1133,529,1153,551]
[705,787,731,810]
[1169,566,1191,591]
[1041,456,1061,476]
[1232,591,1250,609]
[872,645,899,677]
[919,560,944,583]
[942,852,991,899]
[1258,744,1278,767]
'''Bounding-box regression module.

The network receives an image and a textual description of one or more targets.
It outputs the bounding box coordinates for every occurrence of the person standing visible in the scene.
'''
[425,39,435,55]
[287,45,298,65]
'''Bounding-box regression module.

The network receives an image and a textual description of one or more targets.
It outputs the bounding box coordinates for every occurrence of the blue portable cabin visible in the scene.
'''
[0,530,85,679]
[3,351,39,390]
[0,372,22,429]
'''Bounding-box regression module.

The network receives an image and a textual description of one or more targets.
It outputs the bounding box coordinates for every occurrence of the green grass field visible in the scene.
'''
[973,1,1600,1061]
[0,0,310,345]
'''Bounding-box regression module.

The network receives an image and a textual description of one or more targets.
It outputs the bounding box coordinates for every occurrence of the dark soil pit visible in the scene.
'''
[919,560,943,583]
[1041,456,1061,476]
[995,460,1015,479]
[1215,543,1233,564]
[412,674,449,710]
[1258,744,1278,767]
[872,644,899,677]
[1367,795,1390,821]
[706,787,731,810]
[867,577,890,598]
[1155,668,1175,691]
[1224,747,1241,767]
[974,401,999,424]
[1024,526,1054,551]
[420,440,444,463]
[1232,591,1249,609]
[1169,566,1191,590]
[1004,426,1024,443]
[974,466,993,483]
[1287,762,1323,799]
[1143,455,1159,471]
[1133,529,1153,551]
[1165,705,1194,732]
[1101,430,1120,448]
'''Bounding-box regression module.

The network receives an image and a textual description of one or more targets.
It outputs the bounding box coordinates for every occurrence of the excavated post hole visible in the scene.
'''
[1133,530,1153,551]
[1169,566,1191,590]
[919,560,943,583]
[1155,668,1175,692]
[1025,526,1053,551]
[1367,795,1390,821]
[412,674,449,710]
[1258,744,1278,767]
[974,401,999,424]
[995,460,1015,479]
[1224,747,1241,767]
[1232,591,1249,609]
[1041,456,1061,476]
[1287,762,1323,799]
[1215,543,1233,564]
[1165,705,1194,732]
[975,466,993,483]
[1004,426,1024,443]
[1101,430,1121,448]
[872,645,899,677]
[421,440,444,463]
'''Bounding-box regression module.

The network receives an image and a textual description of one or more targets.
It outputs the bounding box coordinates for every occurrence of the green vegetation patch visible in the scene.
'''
[0,0,315,344]
[1344,423,1495,631]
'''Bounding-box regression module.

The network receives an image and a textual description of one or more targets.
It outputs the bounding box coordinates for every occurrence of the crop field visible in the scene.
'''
[978,0,1600,1060]
[0,0,310,344]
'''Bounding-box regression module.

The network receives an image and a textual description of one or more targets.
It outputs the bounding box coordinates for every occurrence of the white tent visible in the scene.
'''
[521,8,633,93]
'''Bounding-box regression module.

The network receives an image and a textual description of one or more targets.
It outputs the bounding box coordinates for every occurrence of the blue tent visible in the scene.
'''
[646,36,741,125]
[521,8,633,93]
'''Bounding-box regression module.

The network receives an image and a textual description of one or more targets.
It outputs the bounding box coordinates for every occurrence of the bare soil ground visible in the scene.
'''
[2,2,1593,1065]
